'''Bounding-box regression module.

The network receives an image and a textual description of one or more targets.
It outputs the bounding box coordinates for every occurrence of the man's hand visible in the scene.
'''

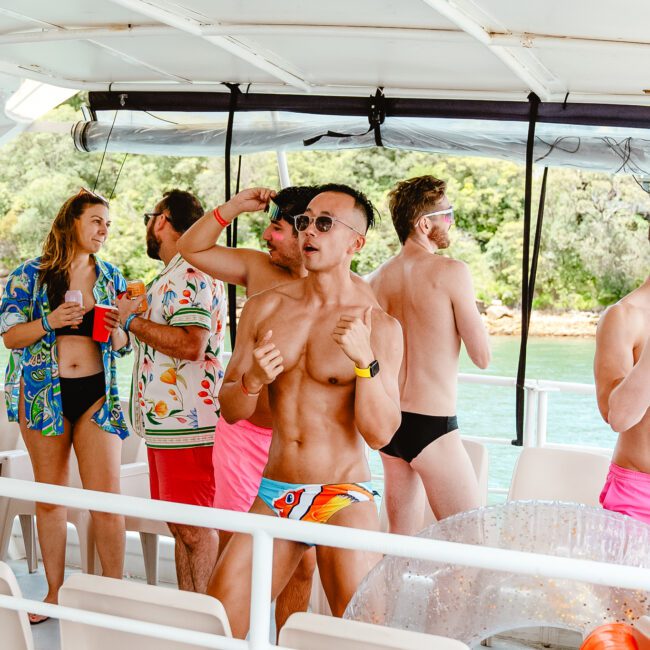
[103,307,121,335]
[116,293,144,327]
[243,330,284,393]
[332,307,374,368]
[219,187,276,223]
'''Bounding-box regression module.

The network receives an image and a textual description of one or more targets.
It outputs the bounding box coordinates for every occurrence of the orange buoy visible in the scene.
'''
[581,623,639,650]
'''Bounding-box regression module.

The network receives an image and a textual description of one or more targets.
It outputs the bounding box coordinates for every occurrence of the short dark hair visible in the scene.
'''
[315,183,376,232]
[159,189,203,233]
[275,186,320,219]
[274,186,320,235]
[388,176,447,244]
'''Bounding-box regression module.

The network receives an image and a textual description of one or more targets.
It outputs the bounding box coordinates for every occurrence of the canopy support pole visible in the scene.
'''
[514,93,548,446]
[224,83,240,350]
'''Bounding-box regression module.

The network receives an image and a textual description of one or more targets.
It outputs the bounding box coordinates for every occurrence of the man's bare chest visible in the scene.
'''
[261,310,357,386]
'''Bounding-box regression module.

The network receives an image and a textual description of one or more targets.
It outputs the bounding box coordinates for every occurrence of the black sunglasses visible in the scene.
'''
[293,214,364,236]
[143,212,162,226]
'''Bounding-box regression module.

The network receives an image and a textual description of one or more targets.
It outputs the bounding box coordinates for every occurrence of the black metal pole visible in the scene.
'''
[514,93,540,446]
[224,84,240,350]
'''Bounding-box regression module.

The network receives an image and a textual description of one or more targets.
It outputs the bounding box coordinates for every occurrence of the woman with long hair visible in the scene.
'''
[0,189,130,622]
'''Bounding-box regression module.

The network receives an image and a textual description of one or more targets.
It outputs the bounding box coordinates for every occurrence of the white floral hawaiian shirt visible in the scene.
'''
[129,253,226,448]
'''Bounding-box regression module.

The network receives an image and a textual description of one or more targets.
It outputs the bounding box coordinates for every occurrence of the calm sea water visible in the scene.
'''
[0,337,613,498]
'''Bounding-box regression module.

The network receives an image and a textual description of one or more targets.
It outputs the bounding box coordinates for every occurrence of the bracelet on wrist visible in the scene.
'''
[41,314,53,333]
[123,313,139,333]
[241,374,262,397]
[213,206,229,227]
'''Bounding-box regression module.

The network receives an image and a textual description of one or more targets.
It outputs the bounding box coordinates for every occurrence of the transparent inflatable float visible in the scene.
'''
[345,502,650,646]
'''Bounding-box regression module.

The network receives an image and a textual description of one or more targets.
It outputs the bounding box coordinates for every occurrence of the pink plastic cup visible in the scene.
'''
[92,304,118,343]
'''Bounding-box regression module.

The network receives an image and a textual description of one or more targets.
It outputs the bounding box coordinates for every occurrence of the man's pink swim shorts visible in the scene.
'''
[212,415,272,512]
[599,462,650,525]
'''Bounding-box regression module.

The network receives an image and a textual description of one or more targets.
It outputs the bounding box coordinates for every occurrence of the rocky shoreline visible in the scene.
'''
[483,304,600,337]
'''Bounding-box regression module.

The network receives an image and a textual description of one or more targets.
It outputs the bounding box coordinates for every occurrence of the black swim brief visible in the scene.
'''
[380,412,459,463]
[59,372,106,424]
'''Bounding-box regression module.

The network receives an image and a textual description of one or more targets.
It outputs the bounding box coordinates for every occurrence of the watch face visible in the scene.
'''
[369,360,380,377]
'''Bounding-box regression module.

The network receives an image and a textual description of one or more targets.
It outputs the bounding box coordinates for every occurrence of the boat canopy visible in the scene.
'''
[0,1,648,173]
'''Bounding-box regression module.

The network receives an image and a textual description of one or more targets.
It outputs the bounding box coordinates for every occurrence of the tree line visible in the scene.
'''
[0,100,647,311]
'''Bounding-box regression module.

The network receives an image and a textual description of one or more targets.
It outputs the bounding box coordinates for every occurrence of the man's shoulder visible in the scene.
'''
[599,301,645,338]
[370,306,402,336]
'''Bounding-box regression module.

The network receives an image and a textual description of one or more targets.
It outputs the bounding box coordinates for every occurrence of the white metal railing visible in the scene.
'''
[1,477,649,650]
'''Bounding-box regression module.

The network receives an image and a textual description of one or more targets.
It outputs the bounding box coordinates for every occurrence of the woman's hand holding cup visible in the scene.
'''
[47,301,84,329]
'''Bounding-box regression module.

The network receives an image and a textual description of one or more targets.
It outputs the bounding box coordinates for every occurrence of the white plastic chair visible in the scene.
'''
[0,560,34,650]
[279,612,469,649]
[508,447,611,505]
[59,573,231,650]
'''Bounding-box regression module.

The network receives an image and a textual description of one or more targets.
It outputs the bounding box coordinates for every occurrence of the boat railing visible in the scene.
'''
[0,476,648,650]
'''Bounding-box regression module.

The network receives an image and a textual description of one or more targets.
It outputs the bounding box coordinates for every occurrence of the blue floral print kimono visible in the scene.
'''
[0,256,130,438]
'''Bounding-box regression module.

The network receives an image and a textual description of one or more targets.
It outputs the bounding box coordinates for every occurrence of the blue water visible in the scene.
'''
[0,337,613,498]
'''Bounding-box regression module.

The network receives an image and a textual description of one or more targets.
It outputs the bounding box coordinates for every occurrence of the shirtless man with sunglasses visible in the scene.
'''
[368,175,490,534]
[177,185,320,630]
[207,183,403,637]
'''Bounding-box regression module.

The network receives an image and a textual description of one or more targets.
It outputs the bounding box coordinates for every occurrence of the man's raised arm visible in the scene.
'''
[177,187,274,284]
[608,334,650,433]
[218,296,283,423]
[450,261,490,369]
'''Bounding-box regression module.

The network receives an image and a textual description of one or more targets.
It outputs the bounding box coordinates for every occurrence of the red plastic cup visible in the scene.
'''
[92,304,118,343]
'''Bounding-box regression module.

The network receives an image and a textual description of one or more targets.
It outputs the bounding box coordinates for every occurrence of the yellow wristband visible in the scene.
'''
[354,365,372,378]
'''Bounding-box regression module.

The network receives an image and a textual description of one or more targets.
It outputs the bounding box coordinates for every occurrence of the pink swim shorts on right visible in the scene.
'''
[212,415,272,512]
[599,462,650,525]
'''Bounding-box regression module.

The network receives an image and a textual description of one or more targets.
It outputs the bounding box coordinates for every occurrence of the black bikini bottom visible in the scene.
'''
[59,372,106,424]
[380,412,459,463]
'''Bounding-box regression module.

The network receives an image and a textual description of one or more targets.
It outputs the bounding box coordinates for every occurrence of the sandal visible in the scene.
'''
[28,613,50,625]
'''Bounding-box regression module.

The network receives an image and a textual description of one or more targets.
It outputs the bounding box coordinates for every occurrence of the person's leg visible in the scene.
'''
[170,523,219,593]
[165,522,192,591]
[19,394,72,616]
[153,446,218,592]
[73,397,125,579]
[207,497,306,639]
[316,500,382,617]
[275,547,316,633]
[411,430,479,520]
[380,451,427,534]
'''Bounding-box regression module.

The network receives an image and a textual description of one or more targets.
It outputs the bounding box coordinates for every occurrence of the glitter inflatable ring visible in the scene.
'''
[345,502,650,646]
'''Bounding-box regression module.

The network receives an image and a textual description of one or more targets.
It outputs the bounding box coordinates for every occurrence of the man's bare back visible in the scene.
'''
[370,248,487,415]
[595,277,650,473]
[369,175,489,531]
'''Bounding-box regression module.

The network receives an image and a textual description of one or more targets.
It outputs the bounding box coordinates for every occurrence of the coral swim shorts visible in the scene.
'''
[212,415,273,512]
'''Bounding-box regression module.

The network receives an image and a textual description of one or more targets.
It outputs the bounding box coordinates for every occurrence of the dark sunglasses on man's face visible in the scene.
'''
[293,214,364,236]
[143,212,162,226]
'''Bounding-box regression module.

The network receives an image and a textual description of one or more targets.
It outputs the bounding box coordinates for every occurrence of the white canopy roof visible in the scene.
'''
[0,0,649,103]
[1,1,650,172]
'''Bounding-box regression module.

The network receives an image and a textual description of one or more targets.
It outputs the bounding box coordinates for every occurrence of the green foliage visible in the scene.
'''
[0,102,648,311]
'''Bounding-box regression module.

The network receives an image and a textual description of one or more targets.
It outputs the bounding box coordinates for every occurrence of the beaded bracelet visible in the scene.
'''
[213,206,228,227]
[123,313,139,333]
[41,314,53,333]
